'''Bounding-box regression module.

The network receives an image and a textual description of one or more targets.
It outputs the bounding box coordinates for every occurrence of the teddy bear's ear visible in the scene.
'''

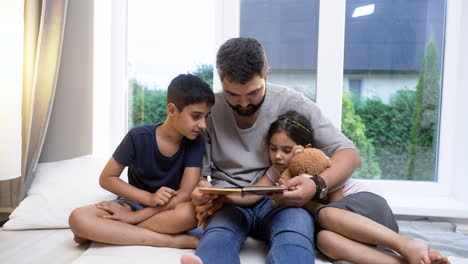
[293,145,304,155]
[305,143,312,148]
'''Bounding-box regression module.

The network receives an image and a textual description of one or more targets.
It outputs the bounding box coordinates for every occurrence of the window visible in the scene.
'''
[213,0,468,218]
[348,79,362,103]
[100,0,468,218]
[239,0,319,101]
[341,0,446,182]
[127,0,215,129]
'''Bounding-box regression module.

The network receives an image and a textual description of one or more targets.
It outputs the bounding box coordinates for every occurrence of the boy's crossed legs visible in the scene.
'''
[69,201,198,249]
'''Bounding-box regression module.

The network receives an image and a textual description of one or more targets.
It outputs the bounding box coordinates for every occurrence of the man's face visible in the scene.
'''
[222,75,267,117]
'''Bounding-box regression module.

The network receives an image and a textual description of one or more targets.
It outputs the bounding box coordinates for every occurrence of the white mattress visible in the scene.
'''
[0,228,332,264]
[0,228,88,264]
[1,226,467,264]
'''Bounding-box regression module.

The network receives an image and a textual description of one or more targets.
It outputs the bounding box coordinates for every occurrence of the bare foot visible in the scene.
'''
[180,253,203,264]
[398,237,450,264]
[428,249,451,264]
[169,234,200,249]
[73,234,91,245]
[398,237,431,264]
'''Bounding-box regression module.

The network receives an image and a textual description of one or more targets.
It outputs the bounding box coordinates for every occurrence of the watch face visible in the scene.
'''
[319,188,328,199]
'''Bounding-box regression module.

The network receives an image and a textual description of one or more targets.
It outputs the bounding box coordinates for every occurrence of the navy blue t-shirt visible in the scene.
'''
[112,124,205,193]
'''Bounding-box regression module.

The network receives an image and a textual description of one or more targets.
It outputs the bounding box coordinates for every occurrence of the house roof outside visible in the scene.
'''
[240,0,446,72]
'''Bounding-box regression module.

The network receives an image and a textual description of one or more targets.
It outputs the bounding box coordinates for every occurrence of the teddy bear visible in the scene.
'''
[279,144,332,213]
[280,144,331,182]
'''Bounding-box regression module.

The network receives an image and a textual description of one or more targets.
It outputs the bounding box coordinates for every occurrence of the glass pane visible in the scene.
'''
[341,0,446,181]
[127,0,215,129]
[239,0,319,101]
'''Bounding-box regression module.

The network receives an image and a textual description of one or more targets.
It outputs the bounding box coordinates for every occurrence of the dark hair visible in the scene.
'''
[216,37,269,84]
[266,111,313,147]
[167,74,215,111]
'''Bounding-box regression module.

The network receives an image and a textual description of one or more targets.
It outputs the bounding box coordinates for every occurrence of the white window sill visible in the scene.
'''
[387,194,468,219]
[386,194,468,234]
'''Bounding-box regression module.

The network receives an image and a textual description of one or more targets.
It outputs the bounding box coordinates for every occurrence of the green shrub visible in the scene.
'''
[128,78,167,128]
[407,39,440,181]
[342,92,382,179]
[355,90,415,180]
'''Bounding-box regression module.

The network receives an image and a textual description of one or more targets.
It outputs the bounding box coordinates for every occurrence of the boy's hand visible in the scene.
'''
[96,201,137,224]
[150,187,177,206]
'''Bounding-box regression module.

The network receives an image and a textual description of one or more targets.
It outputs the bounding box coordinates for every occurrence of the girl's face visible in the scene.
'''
[269,131,297,173]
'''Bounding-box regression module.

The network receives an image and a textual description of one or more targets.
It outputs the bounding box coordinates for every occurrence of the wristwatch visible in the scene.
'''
[311,176,328,201]
[302,175,328,201]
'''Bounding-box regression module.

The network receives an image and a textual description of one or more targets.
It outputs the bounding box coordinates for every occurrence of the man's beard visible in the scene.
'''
[226,94,266,117]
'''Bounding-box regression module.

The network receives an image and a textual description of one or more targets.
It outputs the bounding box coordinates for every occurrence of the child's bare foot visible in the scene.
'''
[398,237,431,264]
[398,237,450,264]
[169,234,200,249]
[428,249,451,264]
[73,234,91,245]
[180,253,203,264]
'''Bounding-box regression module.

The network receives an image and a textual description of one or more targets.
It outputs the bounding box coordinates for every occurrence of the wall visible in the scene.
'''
[269,70,317,101]
[269,70,419,104]
[39,0,94,162]
[344,72,418,104]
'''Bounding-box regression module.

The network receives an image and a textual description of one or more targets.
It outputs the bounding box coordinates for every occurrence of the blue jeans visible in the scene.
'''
[195,198,315,264]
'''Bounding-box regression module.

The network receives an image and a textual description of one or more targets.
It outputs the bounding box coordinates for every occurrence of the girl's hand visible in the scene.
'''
[96,201,137,224]
[150,187,177,206]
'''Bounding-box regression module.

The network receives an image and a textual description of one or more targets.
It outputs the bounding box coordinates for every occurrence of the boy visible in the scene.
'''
[69,74,214,249]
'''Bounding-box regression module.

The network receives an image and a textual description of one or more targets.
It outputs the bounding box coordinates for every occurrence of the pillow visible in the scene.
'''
[3,155,121,230]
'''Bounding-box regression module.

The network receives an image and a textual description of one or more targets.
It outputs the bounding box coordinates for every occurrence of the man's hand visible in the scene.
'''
[150,186,177,206]
[191,180,218,229]
[269,175,316,207]
[96,201,137,224]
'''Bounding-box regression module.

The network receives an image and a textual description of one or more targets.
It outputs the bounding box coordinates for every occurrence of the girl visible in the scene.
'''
[265,110,450,264]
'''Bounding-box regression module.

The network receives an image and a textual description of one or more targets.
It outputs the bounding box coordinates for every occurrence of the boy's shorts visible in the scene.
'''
[111,197,146,211]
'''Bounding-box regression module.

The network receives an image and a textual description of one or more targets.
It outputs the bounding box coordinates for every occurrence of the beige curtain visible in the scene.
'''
[0,0,68,210]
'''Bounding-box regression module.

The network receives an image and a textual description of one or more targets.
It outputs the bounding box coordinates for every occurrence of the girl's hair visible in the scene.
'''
[266,110,313,147]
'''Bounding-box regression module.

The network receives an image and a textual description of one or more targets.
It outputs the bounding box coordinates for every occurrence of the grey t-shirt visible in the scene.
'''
[202,84,355,188]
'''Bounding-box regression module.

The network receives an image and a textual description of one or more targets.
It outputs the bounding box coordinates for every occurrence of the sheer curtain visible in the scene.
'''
[0,0,68,210]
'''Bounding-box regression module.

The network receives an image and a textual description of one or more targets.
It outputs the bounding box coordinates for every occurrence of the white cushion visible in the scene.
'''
[3,155,117,230]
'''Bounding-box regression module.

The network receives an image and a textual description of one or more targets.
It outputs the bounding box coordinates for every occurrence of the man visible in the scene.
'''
[191,37,361,264]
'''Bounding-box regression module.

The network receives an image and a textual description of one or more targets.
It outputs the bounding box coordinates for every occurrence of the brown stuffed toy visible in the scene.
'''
[279,144,331,213]
[280,144,331,182]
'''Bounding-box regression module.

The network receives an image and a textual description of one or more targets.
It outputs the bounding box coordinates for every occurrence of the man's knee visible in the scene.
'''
[204,205,248,234]
[271,207,315,238]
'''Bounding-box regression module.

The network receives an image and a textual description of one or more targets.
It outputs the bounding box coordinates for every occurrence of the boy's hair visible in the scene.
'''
[266,110,313,147]
[216,37,269,84]
[167,74,215,111]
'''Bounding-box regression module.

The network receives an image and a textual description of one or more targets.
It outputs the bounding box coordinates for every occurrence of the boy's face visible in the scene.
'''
[222,75,266,117]
[172,103,211,140]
